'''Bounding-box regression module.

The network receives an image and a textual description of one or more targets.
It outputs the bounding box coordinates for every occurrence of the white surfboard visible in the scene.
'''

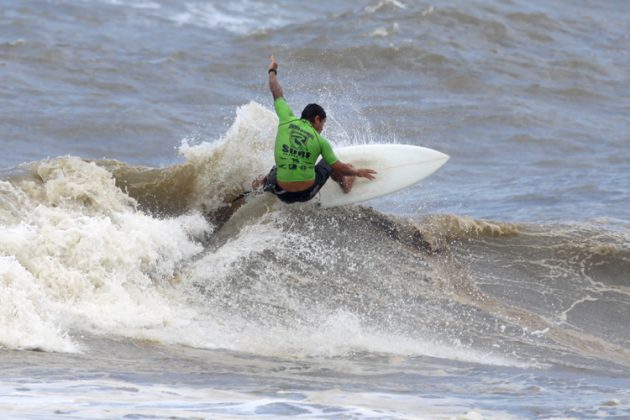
[317,144,449,208]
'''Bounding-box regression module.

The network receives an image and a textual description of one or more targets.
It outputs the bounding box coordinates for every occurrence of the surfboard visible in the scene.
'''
[316,144,449,208]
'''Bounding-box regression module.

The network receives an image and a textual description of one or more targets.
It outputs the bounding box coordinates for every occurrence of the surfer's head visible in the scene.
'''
[301,103,326,133]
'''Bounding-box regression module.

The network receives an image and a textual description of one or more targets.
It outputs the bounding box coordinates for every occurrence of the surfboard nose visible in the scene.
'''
[420,146,449,162]
[432,149,449,166]
[319,144,450,208]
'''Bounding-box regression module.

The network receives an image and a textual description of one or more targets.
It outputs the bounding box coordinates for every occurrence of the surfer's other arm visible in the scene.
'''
[268,55,283,100]
[331,161,377,180]
[330,161,377,193]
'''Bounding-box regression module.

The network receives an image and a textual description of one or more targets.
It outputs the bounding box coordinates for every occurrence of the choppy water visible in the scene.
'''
[1,0,629,418]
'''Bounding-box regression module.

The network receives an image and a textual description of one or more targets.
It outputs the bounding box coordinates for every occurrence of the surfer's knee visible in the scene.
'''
[341,175,355,193]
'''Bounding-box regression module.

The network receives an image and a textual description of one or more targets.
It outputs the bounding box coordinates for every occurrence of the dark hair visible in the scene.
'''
[301,103,326,122]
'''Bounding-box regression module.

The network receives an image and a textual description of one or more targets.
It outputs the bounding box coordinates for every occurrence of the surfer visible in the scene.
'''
[253,55,377,204]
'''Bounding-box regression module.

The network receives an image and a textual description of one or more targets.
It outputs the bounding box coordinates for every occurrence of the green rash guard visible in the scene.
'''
[274,97,338,183]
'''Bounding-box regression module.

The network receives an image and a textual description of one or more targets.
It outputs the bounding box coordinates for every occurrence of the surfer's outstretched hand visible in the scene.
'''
[356,168,377,180]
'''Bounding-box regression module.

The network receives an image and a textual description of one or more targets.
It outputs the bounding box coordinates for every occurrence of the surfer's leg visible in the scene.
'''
[309,161,335,197]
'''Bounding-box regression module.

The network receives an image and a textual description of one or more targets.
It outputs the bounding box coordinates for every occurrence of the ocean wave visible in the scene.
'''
[1,101,629,371]
[290,44,457,73]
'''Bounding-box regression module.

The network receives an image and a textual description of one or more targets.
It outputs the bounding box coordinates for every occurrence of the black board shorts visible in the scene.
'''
[264,161,333,204]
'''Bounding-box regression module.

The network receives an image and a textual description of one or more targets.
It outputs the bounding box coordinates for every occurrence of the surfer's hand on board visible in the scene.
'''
[331,161,377,181]
[339,166,376,194]
[356,168,377,180]
[347,163,377,180]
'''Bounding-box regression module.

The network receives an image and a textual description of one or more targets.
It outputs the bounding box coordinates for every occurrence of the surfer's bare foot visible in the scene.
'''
[251,175,267,191]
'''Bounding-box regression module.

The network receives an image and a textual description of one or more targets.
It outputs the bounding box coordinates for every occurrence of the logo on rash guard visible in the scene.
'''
[282,144,312,159]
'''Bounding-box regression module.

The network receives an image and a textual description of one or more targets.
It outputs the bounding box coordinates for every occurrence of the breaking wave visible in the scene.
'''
[1,102,629,373]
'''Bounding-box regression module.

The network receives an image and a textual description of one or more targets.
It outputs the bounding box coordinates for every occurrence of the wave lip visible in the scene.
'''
[365,0,407,14]
[419,214,520,250]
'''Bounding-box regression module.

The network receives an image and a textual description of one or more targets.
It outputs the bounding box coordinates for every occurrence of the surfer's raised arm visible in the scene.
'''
[268,54,283,100]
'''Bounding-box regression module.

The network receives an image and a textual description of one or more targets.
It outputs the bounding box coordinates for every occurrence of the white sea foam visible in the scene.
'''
[0,377,521,419]
[0,256,78,352]
[365,0,407,14]
[0,158,211,352]
[369,22,399,37]
[209,307,530,367]
[172,1,295,34]
[105,0,161,9]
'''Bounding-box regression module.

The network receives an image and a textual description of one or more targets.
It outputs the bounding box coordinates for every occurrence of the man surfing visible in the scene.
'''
[253,55,376,204]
